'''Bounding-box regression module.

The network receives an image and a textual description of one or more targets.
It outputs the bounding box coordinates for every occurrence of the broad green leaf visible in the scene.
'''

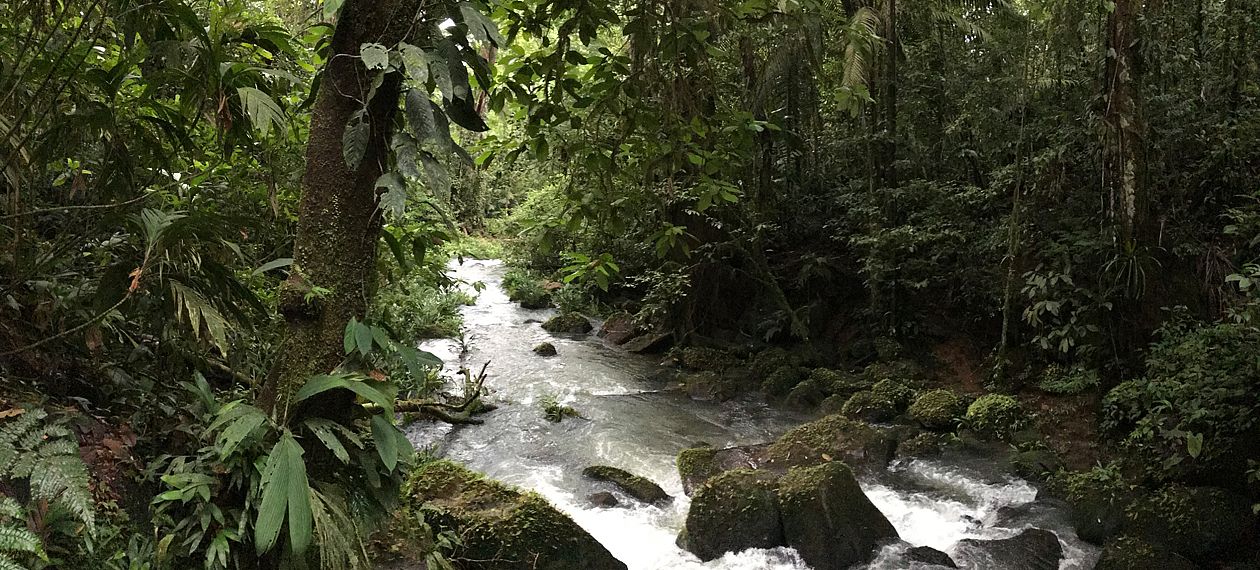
[283,434,313,555]
[323,0,344,18]
[354,321,373,357]
[237,87,285,136]
[375,172,408,218]
[294,374,395,415]
[459,2,505,46]
[360,43,389,70]
[371,414,399,472]
[399,43,429,85]
[343,109,370,170]
[303,419,350,463]
[343,318,358,355]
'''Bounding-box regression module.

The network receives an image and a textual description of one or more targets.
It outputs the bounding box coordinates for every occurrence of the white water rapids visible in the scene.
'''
[407,259,1099,569]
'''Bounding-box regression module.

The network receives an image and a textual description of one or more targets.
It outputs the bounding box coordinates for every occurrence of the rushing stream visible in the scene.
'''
[408,259,1099,569]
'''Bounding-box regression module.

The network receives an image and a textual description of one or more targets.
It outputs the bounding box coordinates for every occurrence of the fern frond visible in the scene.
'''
[0,525,42,557]
[0,552,32,570]
[309,485,369,570]
[0,498,20,520]
[0,411,95,535]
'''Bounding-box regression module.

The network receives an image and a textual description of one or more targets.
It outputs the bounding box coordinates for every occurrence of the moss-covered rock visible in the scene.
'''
[965,394,1029,440]
[677,445,720,496]
[1124,485,1253,561]
[896,431,951,459]
[818,393,847,415]
[541,312,593,334]
[1094,536,1197,570]
[582,465,671,505]
[784,377,828,408]
[678,346,742,372]
[750,347,794,378]
[809,368,871,397]
[908,389,966,431]
[776,462,900,570]
[1009,449,1064,482]
[761,365,806,397]
[765,414,895,470]
[681,371,734,401]
[862,359,924,384]
[870,378,915,410]
[683,469,784,561]
[840,390,898,423]
[532,342,557,356]
[402,460,626,570]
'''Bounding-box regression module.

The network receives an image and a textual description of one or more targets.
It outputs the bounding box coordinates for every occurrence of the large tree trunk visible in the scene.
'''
[262,0,423,416]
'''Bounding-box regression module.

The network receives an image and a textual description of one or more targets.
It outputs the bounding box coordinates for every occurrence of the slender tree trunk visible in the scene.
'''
[1103,0,1142,247]
[883,0,898,190]
[262,0,423,416]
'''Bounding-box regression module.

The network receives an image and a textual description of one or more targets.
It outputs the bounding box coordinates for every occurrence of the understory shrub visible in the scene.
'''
[1039,365,1101,395]
[965,394,1029,440]
[1101,320,1260,483]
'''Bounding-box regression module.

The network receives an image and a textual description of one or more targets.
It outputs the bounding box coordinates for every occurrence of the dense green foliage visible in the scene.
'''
[2,0,1259,565]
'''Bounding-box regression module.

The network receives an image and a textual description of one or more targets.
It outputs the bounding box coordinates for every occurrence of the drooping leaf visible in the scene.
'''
[459,2,505,47]
[371,414,399,472]
[342,109,370,170]
[252,432,313,556]
[294,374,395,415]
[251,257,293,277]
[375,172,408,218]
[237,87,285,136]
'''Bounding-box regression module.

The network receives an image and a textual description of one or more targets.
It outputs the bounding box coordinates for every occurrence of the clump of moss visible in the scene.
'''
[818,394,847,415]
[541,312,593,334]
[761,365,806,397]
[873,336,903,360]
[1094,536,1198,570]
[784,378,828,408]
[684,469,783,561]
[541,395,580,422]
[677,446,720,494]
[964,394,1028,440]
[897,432,950,458]
[808,368,870,397]
[766,414,892,468]
[840,390,898,423]
[750,347,793,378]
[908,389,965,431]
[678,346,742,372]
[861,359,923,384]
[870,379,914,409]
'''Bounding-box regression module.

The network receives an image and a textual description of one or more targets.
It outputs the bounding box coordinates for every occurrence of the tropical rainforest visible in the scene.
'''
[0,0,1258,568]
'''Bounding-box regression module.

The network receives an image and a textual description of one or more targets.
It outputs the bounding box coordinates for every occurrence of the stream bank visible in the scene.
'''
[405,259,1099,569]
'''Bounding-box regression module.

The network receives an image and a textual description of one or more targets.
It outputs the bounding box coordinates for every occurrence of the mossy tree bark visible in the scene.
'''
[261,0,423,417]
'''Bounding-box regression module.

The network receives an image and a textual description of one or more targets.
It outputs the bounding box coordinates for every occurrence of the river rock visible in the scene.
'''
[588,491,619,508]
[684,469,784,560]
[681,371,735,401]
[764,414,896,471]
[403,460,627,570]
[906,545,958,568]
[953,528,1063,570]
[533,342,557,356]
[784,377,828,408]
[582,465,671,505]
[541,313,593,334]
[1008,449,1064,481]
[598,312,640,345]
[676,443,769,496]
[776,462,900,570]
[623,332,672,354]
[908,389,966,431]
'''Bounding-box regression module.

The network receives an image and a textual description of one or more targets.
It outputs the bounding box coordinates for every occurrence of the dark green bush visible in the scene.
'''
[1101,321,1260,482]
[965,394,1028,440]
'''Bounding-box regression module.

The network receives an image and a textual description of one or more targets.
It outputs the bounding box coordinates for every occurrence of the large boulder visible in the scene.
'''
[776,462,900,570]
[582,465,671,505]
[953,528,1063,570]
[841,390,899,422]
[623,332,672,354]
[684,469,784,560]
[598,312,640,345]
[401,460,626,570]
[541,313,593,334]
[765,414,896,471]
[906,546,958,568]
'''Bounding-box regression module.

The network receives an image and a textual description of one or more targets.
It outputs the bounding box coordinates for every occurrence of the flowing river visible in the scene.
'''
[409,259,1099,570]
